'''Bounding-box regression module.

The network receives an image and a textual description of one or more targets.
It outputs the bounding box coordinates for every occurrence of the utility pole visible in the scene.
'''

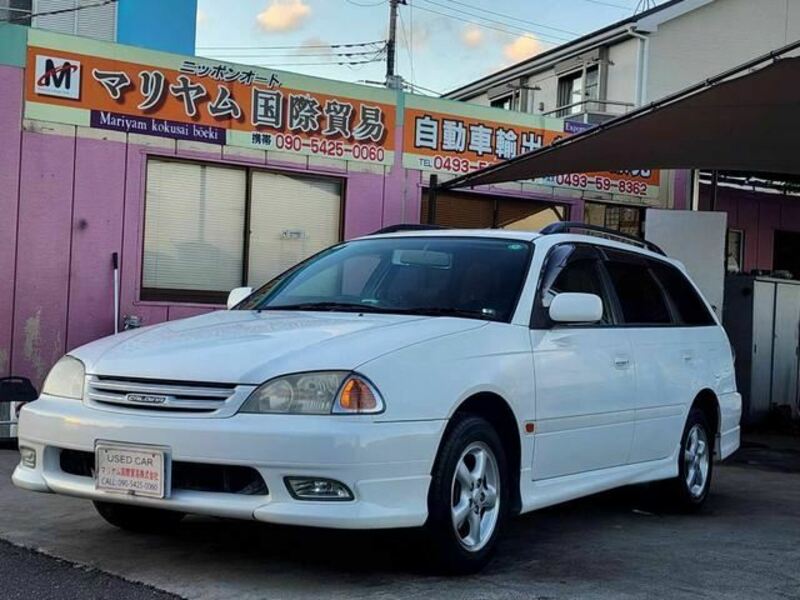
[386,0,406,89]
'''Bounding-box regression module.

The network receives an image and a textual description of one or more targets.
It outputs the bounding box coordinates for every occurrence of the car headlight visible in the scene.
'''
[42,356,86,400]
[240,371,384,415]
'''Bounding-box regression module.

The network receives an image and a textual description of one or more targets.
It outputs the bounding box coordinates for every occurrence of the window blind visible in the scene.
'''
[247,172,342,287]
[143,159,246,294]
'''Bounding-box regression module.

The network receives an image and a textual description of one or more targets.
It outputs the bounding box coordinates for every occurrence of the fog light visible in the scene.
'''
[285,477,353,501]
[19,446,36,469]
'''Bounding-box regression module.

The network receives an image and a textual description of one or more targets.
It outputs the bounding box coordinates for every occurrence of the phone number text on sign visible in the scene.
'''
[543,173,650,196]
[251,132,386,163]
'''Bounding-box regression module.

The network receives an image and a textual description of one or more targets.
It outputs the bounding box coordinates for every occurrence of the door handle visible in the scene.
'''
[682,353,694,362]
[614,356,630,368]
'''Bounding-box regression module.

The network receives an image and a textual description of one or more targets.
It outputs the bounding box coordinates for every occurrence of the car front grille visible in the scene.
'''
[59,449,269,496]
[86,376,249,416]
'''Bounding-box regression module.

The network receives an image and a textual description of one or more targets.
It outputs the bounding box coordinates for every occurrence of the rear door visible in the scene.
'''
[601,250,704,463]
[530,243,636,480]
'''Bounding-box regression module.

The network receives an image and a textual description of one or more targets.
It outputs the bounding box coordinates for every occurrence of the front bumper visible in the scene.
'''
[13,396,446,529]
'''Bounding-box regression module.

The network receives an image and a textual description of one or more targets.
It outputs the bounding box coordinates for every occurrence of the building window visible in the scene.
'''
[142,158,343,304]
[557,66,600,117]
[490,93,515,111]
[584,202,644,238]
[0,0,32,24]
[584,66,600,110]
[727,229,744,273]
[557,71,583,116]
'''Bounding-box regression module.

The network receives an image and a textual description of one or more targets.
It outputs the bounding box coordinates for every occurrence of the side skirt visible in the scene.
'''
[518,450,679,514]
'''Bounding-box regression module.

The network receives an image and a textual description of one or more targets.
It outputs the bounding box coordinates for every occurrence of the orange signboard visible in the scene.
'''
[403,105,660,198]
[26,46,396,164]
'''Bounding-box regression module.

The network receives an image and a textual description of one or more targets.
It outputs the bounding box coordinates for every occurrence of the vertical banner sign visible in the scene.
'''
[25,35,396,165]
[403,95,660,198]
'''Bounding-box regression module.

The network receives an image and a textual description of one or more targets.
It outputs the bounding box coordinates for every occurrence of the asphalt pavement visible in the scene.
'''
[0,439,798,599]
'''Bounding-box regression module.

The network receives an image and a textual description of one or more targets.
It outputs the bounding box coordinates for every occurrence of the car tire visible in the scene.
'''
[664,408,714,511]
[424,414,509,575]
[93,501,185,533]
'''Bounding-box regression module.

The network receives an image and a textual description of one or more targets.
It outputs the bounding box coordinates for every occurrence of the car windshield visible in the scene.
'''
[237,236,533,322]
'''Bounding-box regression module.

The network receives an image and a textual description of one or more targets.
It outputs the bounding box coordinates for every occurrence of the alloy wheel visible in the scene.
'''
[450,441,500,552]
[684,423,710,498]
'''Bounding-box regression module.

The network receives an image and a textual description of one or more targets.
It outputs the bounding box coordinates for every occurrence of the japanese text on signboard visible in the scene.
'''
[27,48,396,164]
[403,107,660,197]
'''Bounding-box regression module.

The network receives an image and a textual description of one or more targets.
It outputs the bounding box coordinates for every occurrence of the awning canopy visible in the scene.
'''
[443,41,800,189]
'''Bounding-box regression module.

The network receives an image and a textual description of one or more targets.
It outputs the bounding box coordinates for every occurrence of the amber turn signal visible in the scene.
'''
[339,378,378,411]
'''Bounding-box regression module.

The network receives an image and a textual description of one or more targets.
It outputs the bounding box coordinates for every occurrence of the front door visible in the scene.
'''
[530,243,635,480]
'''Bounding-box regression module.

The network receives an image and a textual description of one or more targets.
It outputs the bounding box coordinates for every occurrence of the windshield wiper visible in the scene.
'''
[388,307,498,321]
[257,303,498,321]
[257,302,397,313]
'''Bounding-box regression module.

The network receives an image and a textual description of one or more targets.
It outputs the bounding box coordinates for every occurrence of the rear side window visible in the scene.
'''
[649,261,715,326]
[605,260,672,325]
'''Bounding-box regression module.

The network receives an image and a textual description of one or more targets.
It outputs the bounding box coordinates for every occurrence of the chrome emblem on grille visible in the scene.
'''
[125,393,168,405]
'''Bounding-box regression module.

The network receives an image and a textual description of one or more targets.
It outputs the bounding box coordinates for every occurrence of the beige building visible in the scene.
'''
[444,0,800,232]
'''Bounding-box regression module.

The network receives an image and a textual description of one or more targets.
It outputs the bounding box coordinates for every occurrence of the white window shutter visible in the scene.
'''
[76,0,116,41]
[32,0,78,34]
[247,172,342,287]
[143,160,247,294]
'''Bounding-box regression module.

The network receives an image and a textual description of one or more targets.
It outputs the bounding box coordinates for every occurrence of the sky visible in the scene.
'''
[195,0,660,95]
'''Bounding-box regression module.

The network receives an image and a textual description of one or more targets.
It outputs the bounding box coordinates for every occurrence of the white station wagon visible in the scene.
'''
[13,224,741,573]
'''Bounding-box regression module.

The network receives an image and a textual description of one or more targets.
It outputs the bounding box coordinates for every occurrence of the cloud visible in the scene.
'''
[461,25,484,49]
[256,0,311,33]
[196,8,207,27]
[503,34,544,62]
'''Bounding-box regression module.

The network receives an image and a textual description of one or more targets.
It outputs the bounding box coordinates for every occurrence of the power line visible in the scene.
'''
[197,40,385,51]
[251,56,386,68]
[411,2,561,46]
[416,0,573,43]
[398,7,416,85]
[579,0,632,10]
[442,0,579,37]
[199,48,386,59]
[1,0,117,23]
[405,81,443,96]
[345,0,388,6]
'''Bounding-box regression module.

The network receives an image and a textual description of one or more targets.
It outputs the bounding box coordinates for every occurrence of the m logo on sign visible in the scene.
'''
[35,56,81,99]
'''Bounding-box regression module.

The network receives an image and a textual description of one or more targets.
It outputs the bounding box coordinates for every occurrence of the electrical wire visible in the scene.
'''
[411,2,561,46]
[197,40,386,51]
[345,0,388,6]
[441,0,580,37]
[199,48,386,59]
[251,58,385,67]
[405,81,443,96]
[398,8,416,85]
[415,0,574,43]
[1,0,117,23]
[580,0,632,10]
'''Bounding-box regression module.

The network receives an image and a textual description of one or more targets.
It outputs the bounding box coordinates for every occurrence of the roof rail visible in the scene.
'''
[371,224,449,234]
[539,221,666,256]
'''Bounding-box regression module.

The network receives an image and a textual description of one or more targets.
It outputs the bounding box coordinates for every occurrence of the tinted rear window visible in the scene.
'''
[605,260,672,325]
[649,261,715,326]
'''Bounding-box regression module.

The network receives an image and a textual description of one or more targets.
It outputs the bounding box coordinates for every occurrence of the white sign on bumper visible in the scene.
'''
[95,443,167,499]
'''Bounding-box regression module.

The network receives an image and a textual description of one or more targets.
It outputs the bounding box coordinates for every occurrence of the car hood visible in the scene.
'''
[71,310,486,384]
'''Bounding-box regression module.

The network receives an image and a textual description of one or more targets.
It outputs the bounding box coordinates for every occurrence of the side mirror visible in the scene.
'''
[227,287,253,310]
[549,293,603,324]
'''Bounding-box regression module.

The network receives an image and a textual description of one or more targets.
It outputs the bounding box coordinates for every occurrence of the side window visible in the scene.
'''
[649,261,715,326]
[604,258,672,325]
[537,244,613,325]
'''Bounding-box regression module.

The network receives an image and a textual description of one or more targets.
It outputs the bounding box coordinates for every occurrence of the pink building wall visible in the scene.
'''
[699,184,800,273]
